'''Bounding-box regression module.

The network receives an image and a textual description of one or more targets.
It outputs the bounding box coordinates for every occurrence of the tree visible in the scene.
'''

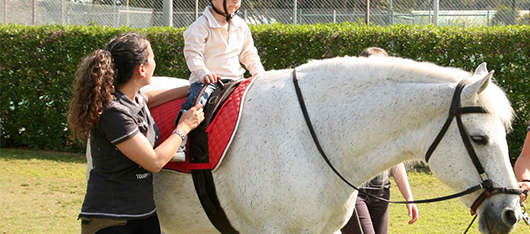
[493,5,518,25]
[516,12,530,25]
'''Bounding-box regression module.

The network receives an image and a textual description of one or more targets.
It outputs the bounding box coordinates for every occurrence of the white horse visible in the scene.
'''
[92,56,523,233]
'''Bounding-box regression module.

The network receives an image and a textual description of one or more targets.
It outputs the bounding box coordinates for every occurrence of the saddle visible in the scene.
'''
[151,76,258,234]
[188,79,242,165]
[187,79,243,234]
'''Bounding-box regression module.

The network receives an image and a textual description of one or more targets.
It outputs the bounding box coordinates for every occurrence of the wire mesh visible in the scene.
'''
[1,0,529,27]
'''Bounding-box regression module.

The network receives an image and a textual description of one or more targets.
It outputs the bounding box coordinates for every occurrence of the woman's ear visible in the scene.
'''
[137,63,146,78]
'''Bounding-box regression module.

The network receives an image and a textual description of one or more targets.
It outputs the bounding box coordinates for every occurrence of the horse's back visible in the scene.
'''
[155,69,354,233]
[208,69,355,233]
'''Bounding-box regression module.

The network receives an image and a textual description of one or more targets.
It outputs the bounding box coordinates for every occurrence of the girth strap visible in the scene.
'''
[191,170,239,234]
[188,79,243,234]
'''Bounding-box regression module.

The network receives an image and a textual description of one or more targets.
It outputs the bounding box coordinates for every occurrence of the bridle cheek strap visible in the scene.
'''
[470,180,495,215]
[424,80,524,215]
[470,187,492,215]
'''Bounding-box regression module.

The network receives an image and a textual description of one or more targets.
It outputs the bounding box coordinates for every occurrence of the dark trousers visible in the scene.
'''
[95,213,161,234]
[341,188,391,234]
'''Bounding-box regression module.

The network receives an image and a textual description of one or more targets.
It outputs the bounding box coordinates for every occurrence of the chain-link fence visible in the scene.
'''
[2,0,530,27]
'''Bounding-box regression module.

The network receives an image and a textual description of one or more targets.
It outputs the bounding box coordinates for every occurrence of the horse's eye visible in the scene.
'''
[471,135,488,145]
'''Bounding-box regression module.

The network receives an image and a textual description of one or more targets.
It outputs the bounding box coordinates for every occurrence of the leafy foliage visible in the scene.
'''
[1,24,529,163]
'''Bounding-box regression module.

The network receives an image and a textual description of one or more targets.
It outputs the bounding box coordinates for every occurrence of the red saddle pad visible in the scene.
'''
[150,77,256,173]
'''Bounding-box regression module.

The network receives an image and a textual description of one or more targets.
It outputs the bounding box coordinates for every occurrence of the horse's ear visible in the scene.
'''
[473,62,489,78]
[463,71,494,101]
[477,71,494,94]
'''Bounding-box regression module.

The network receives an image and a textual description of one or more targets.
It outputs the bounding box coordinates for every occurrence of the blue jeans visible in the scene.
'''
[175,82,217,125]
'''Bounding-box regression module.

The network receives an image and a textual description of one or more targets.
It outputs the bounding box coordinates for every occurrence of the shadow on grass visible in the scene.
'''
[0,148,86,163]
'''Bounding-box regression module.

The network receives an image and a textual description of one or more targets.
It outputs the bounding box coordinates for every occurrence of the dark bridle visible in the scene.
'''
[424,78,523,215]
[292,69,523,215]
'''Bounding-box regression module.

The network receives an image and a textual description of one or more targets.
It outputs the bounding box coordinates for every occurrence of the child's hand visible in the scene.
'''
[202,73,221,84]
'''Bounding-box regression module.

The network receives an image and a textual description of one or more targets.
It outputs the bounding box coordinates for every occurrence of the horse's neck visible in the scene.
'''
[300,78,455,184]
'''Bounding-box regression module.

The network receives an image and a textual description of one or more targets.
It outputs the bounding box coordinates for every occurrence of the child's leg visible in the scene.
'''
[172,82,216,162]
[175,82,208,126]
[195,82,217,107]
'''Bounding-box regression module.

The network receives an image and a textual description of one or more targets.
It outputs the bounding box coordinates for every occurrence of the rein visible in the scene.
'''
[291,69,523,210]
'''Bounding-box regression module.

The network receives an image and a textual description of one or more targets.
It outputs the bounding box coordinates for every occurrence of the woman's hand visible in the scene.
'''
[177,104,205,133]
[518,181,530,202]
[406,203,420,224]
[117,105,203,173]
[202,73,221,84]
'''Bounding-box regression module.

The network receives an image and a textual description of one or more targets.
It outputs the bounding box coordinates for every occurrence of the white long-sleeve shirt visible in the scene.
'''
[183,6,265,84]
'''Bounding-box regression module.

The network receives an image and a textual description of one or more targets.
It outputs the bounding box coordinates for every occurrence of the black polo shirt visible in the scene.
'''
[360,173,391,191]
[80,89,159,220]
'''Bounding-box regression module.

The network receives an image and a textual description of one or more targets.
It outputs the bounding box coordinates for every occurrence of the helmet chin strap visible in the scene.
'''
[211,0,238,22]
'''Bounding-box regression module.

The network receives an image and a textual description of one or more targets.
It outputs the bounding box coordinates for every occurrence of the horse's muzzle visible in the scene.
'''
[478,198,522,234]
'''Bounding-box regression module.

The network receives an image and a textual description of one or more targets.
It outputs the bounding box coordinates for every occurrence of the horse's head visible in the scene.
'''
[426,63,522,234]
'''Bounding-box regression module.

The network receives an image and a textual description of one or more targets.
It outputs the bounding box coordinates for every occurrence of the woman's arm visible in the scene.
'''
[144,85,189,109]
[116,104,204,173]
[515,131,530,182]
[391,163,420,224]
[514,131,530,201]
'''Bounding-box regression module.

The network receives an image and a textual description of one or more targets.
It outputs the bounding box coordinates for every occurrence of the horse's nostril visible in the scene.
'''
[503,209,518,226]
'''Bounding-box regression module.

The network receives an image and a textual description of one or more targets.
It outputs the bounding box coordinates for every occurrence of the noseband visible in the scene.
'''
[292,69,523,215]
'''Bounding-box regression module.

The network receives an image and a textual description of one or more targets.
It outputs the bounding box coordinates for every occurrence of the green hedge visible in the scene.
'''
[1,24,529,163]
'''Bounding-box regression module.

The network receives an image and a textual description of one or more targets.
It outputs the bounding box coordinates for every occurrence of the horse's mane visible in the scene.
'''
[297,56,514,130]
[477,82,514,131]
[298,56,468,84]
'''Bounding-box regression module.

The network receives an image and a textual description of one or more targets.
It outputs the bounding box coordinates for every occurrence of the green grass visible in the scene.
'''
[1,148,529,233]
[0,148,86,234]
[388,172,530,234]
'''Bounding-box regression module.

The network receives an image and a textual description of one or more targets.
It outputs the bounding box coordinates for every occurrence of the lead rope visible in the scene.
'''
[464,215,478,234]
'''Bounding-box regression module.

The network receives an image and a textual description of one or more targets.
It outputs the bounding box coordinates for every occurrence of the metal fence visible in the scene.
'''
[2,0,530,27]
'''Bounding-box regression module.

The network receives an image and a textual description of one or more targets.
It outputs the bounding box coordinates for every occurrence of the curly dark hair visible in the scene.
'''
[67,32,149,140]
